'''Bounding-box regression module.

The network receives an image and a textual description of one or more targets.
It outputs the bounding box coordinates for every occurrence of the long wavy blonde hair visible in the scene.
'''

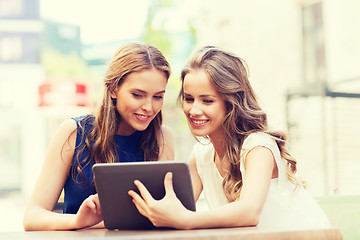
[178,46,300,202]
[74,42,171,181]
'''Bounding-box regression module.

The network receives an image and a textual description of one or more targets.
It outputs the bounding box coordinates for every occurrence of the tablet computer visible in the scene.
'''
[92,161,196,230]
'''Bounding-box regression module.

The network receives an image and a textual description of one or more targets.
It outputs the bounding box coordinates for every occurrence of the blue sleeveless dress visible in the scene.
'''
[63,115,144,214]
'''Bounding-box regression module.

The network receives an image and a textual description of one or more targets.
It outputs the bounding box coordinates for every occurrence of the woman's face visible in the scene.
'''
[182,69,226,139]
[111,68,167,135]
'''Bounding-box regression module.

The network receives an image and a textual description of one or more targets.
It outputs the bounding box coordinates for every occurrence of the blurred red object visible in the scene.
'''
[38,81,89,107]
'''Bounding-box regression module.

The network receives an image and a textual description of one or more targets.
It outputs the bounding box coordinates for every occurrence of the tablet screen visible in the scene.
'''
[93,161,196,230]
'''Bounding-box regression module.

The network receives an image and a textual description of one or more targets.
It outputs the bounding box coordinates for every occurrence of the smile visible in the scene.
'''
[190,118,209,127]
[134,113,151,122]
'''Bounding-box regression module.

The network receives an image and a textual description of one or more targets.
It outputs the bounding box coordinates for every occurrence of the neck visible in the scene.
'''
[210,136,226,161]
[208,126,227,160]
[211,137,230,177]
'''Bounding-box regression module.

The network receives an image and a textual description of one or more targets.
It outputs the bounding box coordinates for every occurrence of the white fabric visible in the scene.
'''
[194,132,331,228]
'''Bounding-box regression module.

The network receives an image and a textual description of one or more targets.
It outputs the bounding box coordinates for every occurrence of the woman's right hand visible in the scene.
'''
[72,194,103,229]
[128,172,194,229]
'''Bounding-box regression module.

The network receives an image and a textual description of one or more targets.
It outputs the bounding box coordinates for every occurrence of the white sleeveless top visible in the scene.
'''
[194,132,331,228]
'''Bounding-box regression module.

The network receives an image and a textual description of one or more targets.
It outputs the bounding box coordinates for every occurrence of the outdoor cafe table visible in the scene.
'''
[0,226,342,240]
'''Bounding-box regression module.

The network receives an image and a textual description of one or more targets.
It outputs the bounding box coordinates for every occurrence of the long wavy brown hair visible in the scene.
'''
[73,42,171,182]
[178,46,301,202]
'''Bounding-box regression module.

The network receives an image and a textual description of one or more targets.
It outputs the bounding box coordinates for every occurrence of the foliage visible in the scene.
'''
[41,48,90,79]
[140,0,175,58]
[317,195,360,240]
[140,0,196,63]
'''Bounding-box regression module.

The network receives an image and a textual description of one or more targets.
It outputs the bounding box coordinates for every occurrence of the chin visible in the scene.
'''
[191,129,208,137]
[134,123,151,132]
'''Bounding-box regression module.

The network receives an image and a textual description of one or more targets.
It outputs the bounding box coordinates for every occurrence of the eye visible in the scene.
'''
[203,99,214,103]
[153,95,163,100]
[184,97,194,102]
[132,93,142,98]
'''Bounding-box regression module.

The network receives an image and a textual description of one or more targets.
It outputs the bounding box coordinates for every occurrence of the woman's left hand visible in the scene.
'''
[72,194,103,229]
[128,172,193,229]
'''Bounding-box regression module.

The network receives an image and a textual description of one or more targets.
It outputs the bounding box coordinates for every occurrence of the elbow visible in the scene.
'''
[23,224,31,232]
[245,212,260,226]
[23,208,37,231]
[239,204,262,227]
[23,210,33,231]
[23,215,31,231]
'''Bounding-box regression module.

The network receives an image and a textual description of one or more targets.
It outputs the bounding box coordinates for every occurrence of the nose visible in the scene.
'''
[188,100,202,117]
[141,98,152,112]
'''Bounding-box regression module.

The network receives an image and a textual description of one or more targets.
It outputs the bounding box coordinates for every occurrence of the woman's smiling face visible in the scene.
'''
[111,68,167,136]
[182,69,226,139]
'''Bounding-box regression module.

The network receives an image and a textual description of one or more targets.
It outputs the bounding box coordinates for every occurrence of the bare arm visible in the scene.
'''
[23,119,102,230]
[129,146,275,229]
[157,125,175,161]
[183,146,275,228]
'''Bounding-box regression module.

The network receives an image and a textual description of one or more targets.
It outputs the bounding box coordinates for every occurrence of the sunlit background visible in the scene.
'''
[0,0,359,237]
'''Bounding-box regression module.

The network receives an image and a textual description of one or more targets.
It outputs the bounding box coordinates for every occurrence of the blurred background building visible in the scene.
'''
[0,0,93,198]
[195,0,360,196]
[0,0,44,196]
[0,0,359,233]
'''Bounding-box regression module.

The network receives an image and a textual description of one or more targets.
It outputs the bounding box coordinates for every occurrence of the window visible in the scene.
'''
[302,1,326,84]
[0,36,23,61]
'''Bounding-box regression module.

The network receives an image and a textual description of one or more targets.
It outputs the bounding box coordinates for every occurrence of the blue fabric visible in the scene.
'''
[63,115,144,214]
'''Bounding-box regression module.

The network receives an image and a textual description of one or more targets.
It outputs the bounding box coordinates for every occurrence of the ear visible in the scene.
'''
[109,87,117,99]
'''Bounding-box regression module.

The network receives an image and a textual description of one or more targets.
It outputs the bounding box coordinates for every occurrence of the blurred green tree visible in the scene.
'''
[141,0,198,161]
[141,0,175,58]
[41,48,90,79]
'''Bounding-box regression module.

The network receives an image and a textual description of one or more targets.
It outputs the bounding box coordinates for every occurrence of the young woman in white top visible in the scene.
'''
[128,46,331,229]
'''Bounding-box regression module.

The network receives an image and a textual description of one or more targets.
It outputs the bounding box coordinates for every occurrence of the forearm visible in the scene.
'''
[184,201,260,229]
[23,206,77,231]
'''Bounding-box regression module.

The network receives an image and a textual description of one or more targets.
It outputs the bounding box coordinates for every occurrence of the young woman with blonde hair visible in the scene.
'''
[23,42,175,230]
[129,46,330,229]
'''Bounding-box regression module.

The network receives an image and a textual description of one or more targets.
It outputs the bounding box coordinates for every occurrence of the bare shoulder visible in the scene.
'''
[48,118,78,161]
[244,146,275,172]
[58,118,77,132]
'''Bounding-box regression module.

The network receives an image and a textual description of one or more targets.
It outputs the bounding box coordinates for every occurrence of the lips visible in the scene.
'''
[190,118,209,127]
[134,113,151,122]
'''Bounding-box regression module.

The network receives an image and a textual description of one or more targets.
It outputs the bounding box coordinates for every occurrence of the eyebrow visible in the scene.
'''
[184,92,217,98]
[133,89,166,94]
